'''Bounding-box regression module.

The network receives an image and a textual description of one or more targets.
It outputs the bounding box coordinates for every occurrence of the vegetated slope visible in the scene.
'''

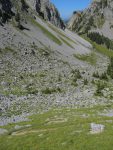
[68,0,113,40]
[0,0,112,128]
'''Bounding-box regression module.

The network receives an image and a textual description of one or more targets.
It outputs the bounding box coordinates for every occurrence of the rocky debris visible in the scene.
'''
[0,44,110,126]
[0,113,30,126]
[90,123,105,134]
[0,0,112,127]
[0,128,8,135]
[99,109,113,117]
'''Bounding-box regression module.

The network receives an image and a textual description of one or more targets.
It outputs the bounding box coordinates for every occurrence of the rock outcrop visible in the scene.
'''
[31,0,65,29]
[68,0,113,39]
[0,0,65,29]
[0,0,14,25]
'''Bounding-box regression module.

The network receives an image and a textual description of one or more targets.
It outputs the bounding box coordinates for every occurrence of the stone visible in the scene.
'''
[0,128,8,135]
[14,125,23,130]
[90,123,105,134]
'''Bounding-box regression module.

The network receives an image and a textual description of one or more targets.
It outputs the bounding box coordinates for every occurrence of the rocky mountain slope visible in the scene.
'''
[0,0,65,29]
[1,1,113,149]
[68,0,113,39]
[0,0,112,128]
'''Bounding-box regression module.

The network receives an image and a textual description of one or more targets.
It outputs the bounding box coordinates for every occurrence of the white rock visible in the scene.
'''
[0,128,8,135]
[90,123,105,134]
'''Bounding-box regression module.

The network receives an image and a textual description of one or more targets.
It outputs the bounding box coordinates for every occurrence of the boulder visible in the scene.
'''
[90,123,105,134]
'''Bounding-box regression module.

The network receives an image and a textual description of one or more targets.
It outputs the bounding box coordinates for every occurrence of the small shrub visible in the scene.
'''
[42,87,61,94]
[84,78,88,85]
[107,58,113,79]
[95,81,106,96]
[93,72,99,78]
[99,72,108,80]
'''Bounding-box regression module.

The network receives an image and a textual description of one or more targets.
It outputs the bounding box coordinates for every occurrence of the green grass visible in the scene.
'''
[1,106,113,150]
[74,52,97,65]
[81,35,113,58]
[59,36,74,48]
[48,23,76,44]
[0,47,16,55]
[93,43,113,58]
[30,18,62,45]
[97,18,105,28]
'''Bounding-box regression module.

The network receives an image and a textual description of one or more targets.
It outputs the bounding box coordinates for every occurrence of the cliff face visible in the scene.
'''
[36,0,65,29]
[0,0,14,25]
[0,0,65,29]
[67,11,82,30]
[68,0,113,39]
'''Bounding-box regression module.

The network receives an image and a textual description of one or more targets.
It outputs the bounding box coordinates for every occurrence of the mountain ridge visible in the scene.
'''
[68,0,113,40]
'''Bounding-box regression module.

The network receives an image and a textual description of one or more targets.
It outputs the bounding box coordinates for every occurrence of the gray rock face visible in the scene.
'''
[68,0,113,39]
[67,11,82,30]
[35,0,65,29]
[0,0,65,29]
[0,0,15,24]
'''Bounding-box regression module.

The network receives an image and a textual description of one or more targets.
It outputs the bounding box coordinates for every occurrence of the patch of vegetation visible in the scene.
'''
[83,78,88,85]
[48,23,76,44]
[71,69,81,86]
[26,85,38,95]
[107,58,113,79]
[94,43,113,57]
[99,72,108,80]
[81,35,113,58]
[97,18,105,28]
[0,47,16,54]
[93,72,108,81]
[93,72,100,78]
[71,69,82,79]
[59,36,74,48]
[1,107,113,150]
[30,18,62,45]
[87,32,113,50]
[95,81,106,96]
[74,52,97,65]
[42,87,62,94]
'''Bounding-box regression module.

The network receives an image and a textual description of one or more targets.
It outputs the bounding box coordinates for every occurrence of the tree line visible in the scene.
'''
[87,32,113,50]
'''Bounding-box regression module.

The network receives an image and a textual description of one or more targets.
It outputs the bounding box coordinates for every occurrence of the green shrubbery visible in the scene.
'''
[83,78,88,85]
[95,81,106,96]
[71,69,81,86]
[93,72,108,80]
[42,87,61,94]
[107,58,113,79]
[87,32,113,50]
